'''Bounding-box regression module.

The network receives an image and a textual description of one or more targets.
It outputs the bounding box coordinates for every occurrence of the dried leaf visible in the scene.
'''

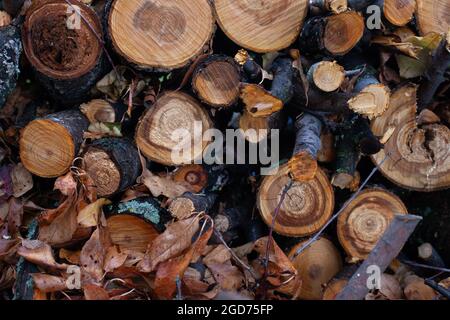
[59,248,81,265]
[140,170,192,199]
[32,274,68,293]
[96,66,129,100]
[10,163,33,197]
[80,226,112,284]
[54,172,77,197]
[83,283,110,300]
[18,239,68,271]
[0,165,13,201]
[77,198,111,228]
[104,246,128,273]
[138,215,201,272]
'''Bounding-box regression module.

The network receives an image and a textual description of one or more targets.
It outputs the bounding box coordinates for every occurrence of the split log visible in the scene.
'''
[332,115,382,189]
[307,61,345,93]
[283,237,343,300]
[241,56,295,118]
[309,0,348,14]
[337,188,408,262]
[371,85,450,191]
[257,163,334,237]
[192,55,241,109]
[105,0,214,72]
[136,91,213,166]
[20,110,89,178]
[417,33,450,111]
[0,19,21,108]
[83,138,141,197]
[416,0,450,35]
[347,66,390,119]
[299,11,365,56]
[288,113,322,182]
[336,214,422,300]
[22,0,105,106]
[417,243,446,268]
[213,0,308,53]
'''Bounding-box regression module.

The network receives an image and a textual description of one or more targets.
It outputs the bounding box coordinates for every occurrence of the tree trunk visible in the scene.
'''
[83,138,141,197]
[192,54,241,108]
[337,188,408,262]
[136,91,213,166]
[299,11,365,56]
[257,163,334,237]
[213,0,308,53]
[22,0,106,106]
[20,109,89,178]
[104,0,214,72]
[0,21,21,108]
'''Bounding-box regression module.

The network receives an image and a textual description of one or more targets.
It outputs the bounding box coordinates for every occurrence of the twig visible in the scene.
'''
[424,279,450,299]
[175,276,183,300]
[291,153,390,259]
[401,260,450,273]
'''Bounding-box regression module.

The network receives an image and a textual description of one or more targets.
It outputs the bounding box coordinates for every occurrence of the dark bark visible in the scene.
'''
[85,138,142,195]
[293,113,323,159]
[104,197,172,233]
[298,16,327,56]
[347,0,376,11]
[2,0,25,17]
[243,59,263,83]
[0,23,21,108]
[270,56,295,105]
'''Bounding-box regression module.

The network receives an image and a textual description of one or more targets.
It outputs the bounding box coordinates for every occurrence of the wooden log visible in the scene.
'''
[257,163,334,237]
[80,99,127,124]
[213,0,308,53]
[417,243,446,268]
[20,109,89,178]
[136,91,213,166]
[0,19,21,109]
[337,188,408,262]
[238,110,285,144]
[105,0,214,72]
[347,0,376,10]
[288,113,322,182]
[241,56,295,117]
[169,192,217,220]
[172,164,208,193]
[416,0,450,35]
[323,278,348,300]
[307,61,345,93]
[347,66,390,120]
[371,85,450,191]
[309,0,348,14]
[299,11,365,56]
[417,33,450,111]
[22,0,106,106]
[2,0,25,17]
[283,237,343,300]
[192,55,241,109]
[83,138,141,197]
[336,214,422,300]
[372,0,416,27]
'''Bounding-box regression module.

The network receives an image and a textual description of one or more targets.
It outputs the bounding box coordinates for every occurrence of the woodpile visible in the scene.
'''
[0,0,449,301]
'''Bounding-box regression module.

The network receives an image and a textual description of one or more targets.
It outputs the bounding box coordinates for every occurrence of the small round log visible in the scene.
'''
[192,55,241,109]
[286,237,343,300]
[337,188,408,261]
[378,0,416,27]
[0,21,21,109]
[257,163,334,237]
[20,110,89,178]
[371,85,450,191]
[172,164,208,193]
[80,99,127,124]
[136,91,213,166]
[416,0,450,35]
[83,138,141,197]
[213,0,308,53]
[307,61,345,93]
[168,192,217,220]
[22,0,105,106]
[106,0,214,72]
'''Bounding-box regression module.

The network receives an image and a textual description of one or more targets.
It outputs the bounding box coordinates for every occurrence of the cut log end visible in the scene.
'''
[173,165,208,193]
[288,151,319,182]
[192,55,241,108]
[257,163,334,237]
[416,0,450,35]
[80,99,118,124]
[214,0,309,53]
[22,0,102,79]
[107,214,159,253]
[84,148,120,197]
[383,0,416,26]
[324,11,364,55]
[337,188,408,261]
[241,84,283,118]
[371,85,450,191]
[309,61,345,92]
[136,91,213,166]
[108,0,214,71]
[348,84,390,119]
[20,119,75,178]
[238,111,271,143]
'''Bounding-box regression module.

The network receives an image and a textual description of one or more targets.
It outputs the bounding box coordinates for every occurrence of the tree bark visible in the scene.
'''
[0,21,21,108]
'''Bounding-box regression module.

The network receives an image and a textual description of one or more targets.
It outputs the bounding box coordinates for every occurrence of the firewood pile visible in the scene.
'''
[0,0,449,300]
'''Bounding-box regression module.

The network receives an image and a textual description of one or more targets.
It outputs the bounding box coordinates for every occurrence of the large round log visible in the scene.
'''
[337,188,408,261]
[136,91,213,165]
[22,0,105,106]
[257,163,334,237]
[20,110,89,178]
[213,0,308,53]
[371,85,450,191]
[83,138,141,197]
[105,0,214,72]
[416,0,450,35]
